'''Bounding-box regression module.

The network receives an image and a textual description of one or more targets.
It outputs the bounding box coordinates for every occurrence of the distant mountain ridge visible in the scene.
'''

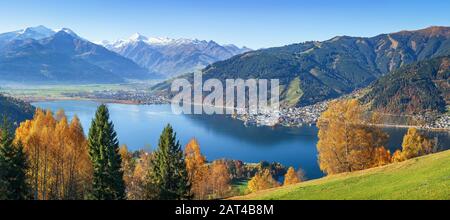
[0,26,156,84]
[0,25,55,48]
[103,33,251,77]
[153,26,450,107]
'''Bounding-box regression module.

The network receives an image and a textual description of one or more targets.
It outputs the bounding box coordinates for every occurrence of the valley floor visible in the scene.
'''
[231,150,450,200]
[2,84,449,130]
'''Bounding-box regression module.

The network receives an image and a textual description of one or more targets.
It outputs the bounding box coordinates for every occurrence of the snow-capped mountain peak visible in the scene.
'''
[0,25,55,43]
[105,32,238,50]
[147,36,175,45]
[102,33,252,77]
[129,33,149,42]
[57,28,79,37]
[172,38,208,46]
[21,25,55,36]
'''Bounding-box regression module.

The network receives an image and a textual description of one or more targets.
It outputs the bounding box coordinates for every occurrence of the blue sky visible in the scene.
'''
[0,0,449,49]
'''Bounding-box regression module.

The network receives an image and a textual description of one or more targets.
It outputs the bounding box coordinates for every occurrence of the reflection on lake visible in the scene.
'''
[33,100,450,179]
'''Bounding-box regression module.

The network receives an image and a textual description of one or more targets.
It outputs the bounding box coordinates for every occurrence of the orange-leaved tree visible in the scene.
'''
[317,99,390,175]
[207,160,231,199]
[119,145,137,199]
[373,147,392,166]
[184,138,209,199]
[283,167,301,186]
[15,109,92,200]
[392,127,434,162]
[247,169,279,193]
[401,128,434,159]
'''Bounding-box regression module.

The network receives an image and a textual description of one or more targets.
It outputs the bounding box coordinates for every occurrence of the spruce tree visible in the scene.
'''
[88,104,125,200]
[0,117,30,200]
[148,124,191,200]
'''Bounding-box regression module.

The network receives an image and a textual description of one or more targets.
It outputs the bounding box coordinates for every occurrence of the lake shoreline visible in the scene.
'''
[31,100,450,180]
[22,96,142,105]
[27,97,450,132]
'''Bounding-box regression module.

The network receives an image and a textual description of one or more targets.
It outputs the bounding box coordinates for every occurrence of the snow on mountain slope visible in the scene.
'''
[0,25,55,48]
[0,26,157,84]
[103,33,251,77]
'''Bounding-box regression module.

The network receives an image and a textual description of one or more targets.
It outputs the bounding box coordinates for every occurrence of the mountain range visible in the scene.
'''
[0,26,153,84]
[153,26,450,108]
[0,26,249,84]
[0,25,449,116]
[102,33,251,77]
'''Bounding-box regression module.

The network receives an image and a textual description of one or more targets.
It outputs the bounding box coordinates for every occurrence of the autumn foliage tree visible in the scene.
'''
[401,128,434,159]
[15,109,92,200]
[391,150,406,162]
[317,99,390,175]
[119,145,137,199]
[207,160,231,198]
[283,167,300,186]
[373,147,392,166]
[184,138,208,199]
[117,145,154,200]
[392,128,434,162]
[184,139,233,199]
[247,169,279,193]
[129,151,153,199]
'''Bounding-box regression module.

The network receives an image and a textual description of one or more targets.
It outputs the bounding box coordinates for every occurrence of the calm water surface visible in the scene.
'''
[33,100,450,179]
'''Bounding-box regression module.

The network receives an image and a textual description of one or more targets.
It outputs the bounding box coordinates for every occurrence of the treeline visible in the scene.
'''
[0,100,439,199]
[120,139,297,199]
[0,105,230,200]
[0,104,299,200]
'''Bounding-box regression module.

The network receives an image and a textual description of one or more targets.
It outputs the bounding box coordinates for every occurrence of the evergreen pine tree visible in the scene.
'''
[88,104,125,200]
[148,124,191,200]
[0,117,30,200]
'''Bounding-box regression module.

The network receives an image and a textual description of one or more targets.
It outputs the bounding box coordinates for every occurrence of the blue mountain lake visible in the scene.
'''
[33,100,450,179]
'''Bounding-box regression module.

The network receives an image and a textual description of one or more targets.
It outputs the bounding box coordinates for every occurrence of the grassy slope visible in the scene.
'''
[283,77,303,107]
[232,150,450,200]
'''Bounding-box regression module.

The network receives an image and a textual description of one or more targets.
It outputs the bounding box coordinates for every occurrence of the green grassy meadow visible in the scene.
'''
[0,81,161,100]
[232,150,450,200]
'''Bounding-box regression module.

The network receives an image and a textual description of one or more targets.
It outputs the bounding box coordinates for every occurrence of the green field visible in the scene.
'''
[283,77,303,107]
[0,81,160,100]
[0,84,125,97]
[232,150,450,200]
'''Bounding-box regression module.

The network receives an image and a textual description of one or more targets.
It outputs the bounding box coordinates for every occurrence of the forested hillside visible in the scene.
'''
[0,94,34,123]
[153,26,450,107]
[361,55,449,114]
